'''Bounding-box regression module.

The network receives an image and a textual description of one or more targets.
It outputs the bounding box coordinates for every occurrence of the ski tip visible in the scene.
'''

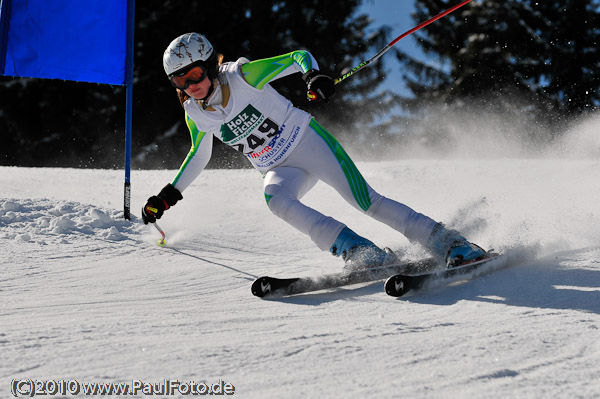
[384,275,408,297]
[251,276,272,298]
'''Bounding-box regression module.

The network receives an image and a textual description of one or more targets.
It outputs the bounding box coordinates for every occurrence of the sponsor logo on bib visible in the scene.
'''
[220,104,263,143]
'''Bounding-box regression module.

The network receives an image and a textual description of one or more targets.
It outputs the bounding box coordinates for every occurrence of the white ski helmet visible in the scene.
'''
[163,33,215,77]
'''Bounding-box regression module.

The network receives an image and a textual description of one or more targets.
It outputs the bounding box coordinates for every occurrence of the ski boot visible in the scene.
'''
[330,227,396,271]
[426,223,486,268]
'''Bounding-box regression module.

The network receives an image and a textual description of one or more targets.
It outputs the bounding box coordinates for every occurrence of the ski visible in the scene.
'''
[252,258,440,298]
[384,253,506,297]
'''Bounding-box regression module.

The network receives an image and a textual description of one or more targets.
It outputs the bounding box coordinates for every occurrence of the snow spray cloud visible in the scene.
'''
[343,94,600,161]
[330,95,600,255]
[547,114,600,159]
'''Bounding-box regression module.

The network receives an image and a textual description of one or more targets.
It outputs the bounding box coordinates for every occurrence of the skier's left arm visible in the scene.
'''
[240,50,335,101]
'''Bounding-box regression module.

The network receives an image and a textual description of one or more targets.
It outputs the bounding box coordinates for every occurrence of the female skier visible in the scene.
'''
[142,33,486,269]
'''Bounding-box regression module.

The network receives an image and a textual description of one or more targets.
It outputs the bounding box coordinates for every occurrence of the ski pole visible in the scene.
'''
[334,0,474,85]
[153,222,166,247]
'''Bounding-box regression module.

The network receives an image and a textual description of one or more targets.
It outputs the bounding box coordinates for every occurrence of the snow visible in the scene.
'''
[2,147,600,397]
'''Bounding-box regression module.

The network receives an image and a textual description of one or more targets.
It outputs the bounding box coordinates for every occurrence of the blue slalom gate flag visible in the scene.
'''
[1,0,128,84]
[0,0,136,219]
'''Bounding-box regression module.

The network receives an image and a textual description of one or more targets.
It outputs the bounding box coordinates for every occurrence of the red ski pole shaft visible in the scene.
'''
[334,0,474,85]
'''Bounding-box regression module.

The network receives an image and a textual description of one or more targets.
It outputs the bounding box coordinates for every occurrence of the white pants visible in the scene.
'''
[263,119,438,251]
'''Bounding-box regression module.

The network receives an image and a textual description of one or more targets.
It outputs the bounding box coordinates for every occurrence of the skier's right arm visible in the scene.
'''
[170,113,213,192]
[141,113,213,224]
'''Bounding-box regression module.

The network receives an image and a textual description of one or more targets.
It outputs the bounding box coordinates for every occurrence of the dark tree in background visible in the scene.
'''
[3,1,599,168]
[0,0,396,168]
[533,0,600,114]
[396,0,600,135]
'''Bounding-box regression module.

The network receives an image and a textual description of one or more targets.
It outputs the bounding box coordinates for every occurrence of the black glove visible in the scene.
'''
[141,183,183,224]
[302,69,335,102]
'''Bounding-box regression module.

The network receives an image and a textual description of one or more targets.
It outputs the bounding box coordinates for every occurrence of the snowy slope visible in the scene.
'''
[1,154,599,398]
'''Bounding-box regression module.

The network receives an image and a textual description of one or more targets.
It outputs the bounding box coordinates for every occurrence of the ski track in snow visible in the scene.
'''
[1,161,599,399]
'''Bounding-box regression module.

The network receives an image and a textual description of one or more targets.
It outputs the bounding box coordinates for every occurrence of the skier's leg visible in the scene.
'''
[263,166,345,251]
[286,119,436,243]
[268,120,399,266]
[264,166,394,267]
[285,119,485,266]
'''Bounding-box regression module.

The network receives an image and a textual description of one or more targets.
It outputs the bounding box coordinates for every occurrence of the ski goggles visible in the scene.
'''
[169,65,207,90]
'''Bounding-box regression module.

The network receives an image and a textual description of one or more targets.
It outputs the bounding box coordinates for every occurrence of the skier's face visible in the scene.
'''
[169,65,213,100]
[185,77,213,100]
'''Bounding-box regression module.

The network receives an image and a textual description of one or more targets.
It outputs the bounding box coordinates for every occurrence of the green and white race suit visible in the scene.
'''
[170,51,438,252]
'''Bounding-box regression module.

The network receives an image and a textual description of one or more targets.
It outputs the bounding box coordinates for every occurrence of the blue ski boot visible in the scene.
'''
[330,227,396,271]
[426,223,486,268]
